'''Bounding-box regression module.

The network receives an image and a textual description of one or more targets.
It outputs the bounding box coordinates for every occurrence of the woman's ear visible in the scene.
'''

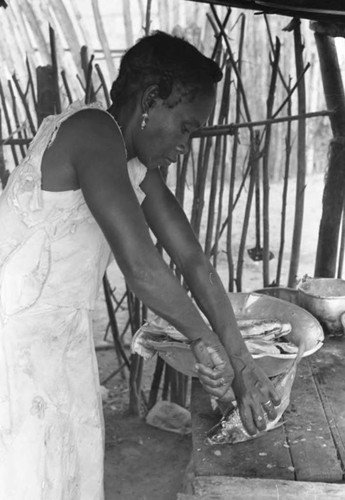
[141,84,160,113]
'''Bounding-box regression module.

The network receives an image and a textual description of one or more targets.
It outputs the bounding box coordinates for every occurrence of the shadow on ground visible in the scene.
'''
[104,407,192,500]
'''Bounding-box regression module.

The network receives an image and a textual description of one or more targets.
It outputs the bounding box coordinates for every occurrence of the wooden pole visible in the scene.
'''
[337,200,345,278]
[91,0,116,82]
[288,19,307,288]
[80,47,96,104]
[12,73,36,135]
[49,26,61,115]
[36,66,57,126]
[191,110,332,138]
[276,83,293,285]
[95,64,111,108]
[0,109,10,189]
[226,14,246,291]
[261,37,280,286]
[0,80,19,166]
[313,30,345,278]
[236,132,259,291]
[7,80,26,159]
[204,56,231,258]
[144,0,153,36]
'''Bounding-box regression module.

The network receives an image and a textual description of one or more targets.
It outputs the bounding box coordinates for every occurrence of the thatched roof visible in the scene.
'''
[188,1,345,24]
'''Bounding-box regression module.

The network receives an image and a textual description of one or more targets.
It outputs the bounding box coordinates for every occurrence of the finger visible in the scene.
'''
[207,347,227,370]
[238,404,257,436]
[218,386,236,402]
[198,374,227,389]
[199,378,233,399]
[269,388,281,407]
[253,407,267,432]
[262,400,278,421]
[260,376,281,407]
[241,401,267,434]
[195,363,215,377]
[197,366,232,389]
[195,363,227,381]
[204,387,233,399]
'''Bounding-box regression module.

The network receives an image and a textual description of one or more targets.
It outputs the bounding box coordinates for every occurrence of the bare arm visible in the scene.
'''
[141,168,281,433]
[140,168,246,354]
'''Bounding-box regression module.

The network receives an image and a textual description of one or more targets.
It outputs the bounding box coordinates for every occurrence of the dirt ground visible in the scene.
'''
[96,348,193,500]
[93,173,326,500]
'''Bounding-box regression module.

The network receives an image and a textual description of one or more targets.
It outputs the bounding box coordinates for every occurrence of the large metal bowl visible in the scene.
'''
[298,277,345,336]
[254,287,299,305]
[132,292,324,378]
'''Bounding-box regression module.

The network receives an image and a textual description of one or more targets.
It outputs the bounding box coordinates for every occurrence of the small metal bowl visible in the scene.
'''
[298,277,345,336]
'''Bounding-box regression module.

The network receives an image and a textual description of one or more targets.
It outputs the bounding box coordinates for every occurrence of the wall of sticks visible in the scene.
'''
[0,4,342,413]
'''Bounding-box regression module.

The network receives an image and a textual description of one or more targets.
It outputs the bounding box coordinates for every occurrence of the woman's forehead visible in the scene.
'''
[173,92,215,126]
[166,83,215,107]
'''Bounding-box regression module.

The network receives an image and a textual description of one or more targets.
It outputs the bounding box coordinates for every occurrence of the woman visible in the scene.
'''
[0,31,279,499]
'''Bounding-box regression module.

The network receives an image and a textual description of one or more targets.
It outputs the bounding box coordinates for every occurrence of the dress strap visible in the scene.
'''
[127,157,147,205]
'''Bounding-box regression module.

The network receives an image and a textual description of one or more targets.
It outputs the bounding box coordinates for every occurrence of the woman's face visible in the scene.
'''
[133,86,215,169]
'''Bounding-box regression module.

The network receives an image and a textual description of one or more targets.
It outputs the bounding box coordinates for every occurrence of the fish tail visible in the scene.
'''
[293,342,306,368]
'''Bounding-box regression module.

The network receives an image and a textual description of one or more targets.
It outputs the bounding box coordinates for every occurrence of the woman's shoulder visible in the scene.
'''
[60,104,124,150]
[66,104,118,130]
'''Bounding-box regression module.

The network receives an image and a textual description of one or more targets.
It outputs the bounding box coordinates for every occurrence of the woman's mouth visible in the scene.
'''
[161,158,172,167]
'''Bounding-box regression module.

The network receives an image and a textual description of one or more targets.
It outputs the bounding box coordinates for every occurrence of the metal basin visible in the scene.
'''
[132,292,324,378]
[298,277,345,336]
[254,287,299,305]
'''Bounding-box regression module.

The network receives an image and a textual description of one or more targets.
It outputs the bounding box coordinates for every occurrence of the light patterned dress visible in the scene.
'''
[0,101,147,499]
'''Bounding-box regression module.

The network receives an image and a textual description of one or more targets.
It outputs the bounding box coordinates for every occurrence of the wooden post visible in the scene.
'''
[288,19,307,288]
[49,26,61,115]
[312,28,345,277]
[0,109,10,189]
[36,66,59,126]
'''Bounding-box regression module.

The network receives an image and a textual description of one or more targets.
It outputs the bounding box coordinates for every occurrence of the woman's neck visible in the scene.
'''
[107,105,136,160]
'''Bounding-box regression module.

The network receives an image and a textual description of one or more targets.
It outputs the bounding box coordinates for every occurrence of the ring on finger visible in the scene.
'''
[262,400,273,408]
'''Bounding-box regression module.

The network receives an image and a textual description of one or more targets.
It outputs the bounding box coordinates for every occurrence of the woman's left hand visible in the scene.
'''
[230,353,281,435]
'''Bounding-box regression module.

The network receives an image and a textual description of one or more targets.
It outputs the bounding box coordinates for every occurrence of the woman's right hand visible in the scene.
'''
[230,353,281,435]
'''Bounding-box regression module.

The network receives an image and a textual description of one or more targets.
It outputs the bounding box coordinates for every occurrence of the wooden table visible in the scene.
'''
[179,336,345,499]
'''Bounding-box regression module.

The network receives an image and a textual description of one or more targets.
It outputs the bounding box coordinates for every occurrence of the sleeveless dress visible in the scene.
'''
[0,101,147,500]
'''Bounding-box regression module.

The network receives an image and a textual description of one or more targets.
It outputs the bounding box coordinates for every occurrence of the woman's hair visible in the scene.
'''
[110,31,222,117]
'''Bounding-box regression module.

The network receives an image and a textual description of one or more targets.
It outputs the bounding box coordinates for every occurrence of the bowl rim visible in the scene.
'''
[298,277,345,300]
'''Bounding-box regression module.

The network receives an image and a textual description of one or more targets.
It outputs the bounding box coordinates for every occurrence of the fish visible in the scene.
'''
[245,338,299,356]
[205,348,303,445]
[237,318,292,340]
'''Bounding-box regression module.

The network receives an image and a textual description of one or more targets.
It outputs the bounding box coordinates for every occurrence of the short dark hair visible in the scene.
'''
[110,31,222,116]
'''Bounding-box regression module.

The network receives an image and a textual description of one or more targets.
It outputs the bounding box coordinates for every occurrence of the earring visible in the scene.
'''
[141,112,149,130]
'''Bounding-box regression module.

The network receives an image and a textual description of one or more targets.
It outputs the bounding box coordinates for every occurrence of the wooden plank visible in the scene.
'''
[190,379,293,479]
[186,476,345,499]
[284,356,343,482]
[309,338,345,467]
[190,338,345,484]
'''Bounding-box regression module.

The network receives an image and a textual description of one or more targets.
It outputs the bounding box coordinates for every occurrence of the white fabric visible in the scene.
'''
[0,101,147,499]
